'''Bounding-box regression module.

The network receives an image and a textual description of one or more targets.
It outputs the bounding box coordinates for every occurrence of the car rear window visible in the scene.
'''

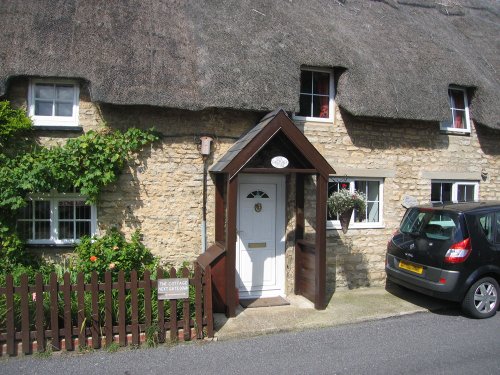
[400,208,463,241]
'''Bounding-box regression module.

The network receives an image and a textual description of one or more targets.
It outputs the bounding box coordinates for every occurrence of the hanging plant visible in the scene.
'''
[327,189,366,233]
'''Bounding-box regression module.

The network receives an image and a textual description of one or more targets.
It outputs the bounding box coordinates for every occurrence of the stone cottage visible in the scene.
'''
[1,0,499,316]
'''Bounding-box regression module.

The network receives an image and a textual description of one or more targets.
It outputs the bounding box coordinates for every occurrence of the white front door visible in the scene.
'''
[236,174,286,298]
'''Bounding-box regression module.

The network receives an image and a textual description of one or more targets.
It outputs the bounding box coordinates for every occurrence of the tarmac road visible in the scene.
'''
[1,310,499,375]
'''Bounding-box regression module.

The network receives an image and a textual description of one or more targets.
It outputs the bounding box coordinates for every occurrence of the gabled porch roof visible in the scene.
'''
[210,109,335,179]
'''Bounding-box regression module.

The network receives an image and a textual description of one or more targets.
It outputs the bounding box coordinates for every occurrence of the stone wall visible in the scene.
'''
[299,105,500,293]
[5,79,500,294]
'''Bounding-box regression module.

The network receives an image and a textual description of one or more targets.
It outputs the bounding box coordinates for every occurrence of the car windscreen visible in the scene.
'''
[400,208,463,241]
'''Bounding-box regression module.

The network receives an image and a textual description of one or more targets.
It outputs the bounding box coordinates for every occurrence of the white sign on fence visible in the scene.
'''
[157,278,189,300]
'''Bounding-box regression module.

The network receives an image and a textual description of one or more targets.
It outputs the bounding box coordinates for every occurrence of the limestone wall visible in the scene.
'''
[5,79,500,294]
[300,105,500,293]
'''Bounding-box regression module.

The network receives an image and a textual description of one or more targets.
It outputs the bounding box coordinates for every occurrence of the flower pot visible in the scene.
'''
[339,208,354,233]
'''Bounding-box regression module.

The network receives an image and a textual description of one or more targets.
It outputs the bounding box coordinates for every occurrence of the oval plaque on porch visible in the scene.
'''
[271,156,289,169]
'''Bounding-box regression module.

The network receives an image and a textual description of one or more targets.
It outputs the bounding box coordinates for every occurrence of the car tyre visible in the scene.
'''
[461,277,499,319]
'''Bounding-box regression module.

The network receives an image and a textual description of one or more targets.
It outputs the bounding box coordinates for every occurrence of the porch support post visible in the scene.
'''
[314,173,327,310]
[225,175,238,317]
[295,174,305,295]
[215,174,225,243]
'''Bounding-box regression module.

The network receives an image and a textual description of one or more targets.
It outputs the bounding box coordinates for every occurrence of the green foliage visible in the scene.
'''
[0,100,158,272]
[328,188,367,216]
[0,100,32,145]
[73,228,157,281]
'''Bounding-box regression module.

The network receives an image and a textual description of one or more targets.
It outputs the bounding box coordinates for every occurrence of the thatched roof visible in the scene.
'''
[0,0,499,129]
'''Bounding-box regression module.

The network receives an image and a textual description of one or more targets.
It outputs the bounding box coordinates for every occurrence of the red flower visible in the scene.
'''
[90,255,98,262]
[341,183,348,189]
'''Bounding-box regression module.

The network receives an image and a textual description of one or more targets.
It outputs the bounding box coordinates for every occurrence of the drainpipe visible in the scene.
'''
[199,136,213,253]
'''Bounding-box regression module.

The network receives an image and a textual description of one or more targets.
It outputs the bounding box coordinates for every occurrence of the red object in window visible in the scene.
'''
[319,97,329,118]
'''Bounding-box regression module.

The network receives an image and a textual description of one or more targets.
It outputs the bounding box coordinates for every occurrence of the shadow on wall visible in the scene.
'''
[340,108,450,151]
[98,133,160,233]
[301,176,370,305]
[475,124,500,156]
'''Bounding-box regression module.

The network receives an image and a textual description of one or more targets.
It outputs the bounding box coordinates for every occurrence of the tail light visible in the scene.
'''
[444,238,472,264]
[387,229,399,248]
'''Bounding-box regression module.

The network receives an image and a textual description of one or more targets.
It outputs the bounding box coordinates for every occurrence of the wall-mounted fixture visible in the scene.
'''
[199,136,213,156]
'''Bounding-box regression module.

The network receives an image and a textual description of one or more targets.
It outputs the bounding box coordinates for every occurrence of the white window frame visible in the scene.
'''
[440,86,471,134]
[28,79,80,127]
[17,191,97,245]
[327,177,384,230]
[293,68,335,123]
[430,180,479,203]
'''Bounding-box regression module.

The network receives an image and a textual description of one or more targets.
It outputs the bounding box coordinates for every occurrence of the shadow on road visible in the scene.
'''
[385,280,462,316]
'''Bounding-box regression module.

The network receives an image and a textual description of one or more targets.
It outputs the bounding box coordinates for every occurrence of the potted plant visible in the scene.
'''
[327,188,366,233]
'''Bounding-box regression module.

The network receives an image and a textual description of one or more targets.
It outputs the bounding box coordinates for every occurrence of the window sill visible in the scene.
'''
[439,128,470,136]
[33,125,84,132]
[26,243,77,249]
[327,224,385,230]
[293,116,334,124]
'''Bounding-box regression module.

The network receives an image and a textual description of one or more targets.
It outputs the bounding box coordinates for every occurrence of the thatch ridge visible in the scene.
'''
[0,0,498,129]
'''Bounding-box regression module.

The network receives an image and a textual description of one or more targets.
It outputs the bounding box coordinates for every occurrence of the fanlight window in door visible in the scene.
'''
[246,190,269,199]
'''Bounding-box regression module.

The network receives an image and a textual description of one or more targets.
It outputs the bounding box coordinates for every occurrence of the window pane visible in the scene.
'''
[300,71,312,94]
[449,89,465,110]
[318,96,329,118]
[298,94,312,117]
[496,213,500,244]
[367,201,379,222]
[478,213,494,242]
[59,201,74,220]
[327,180,341,221]
[457,185,475,202]
[35,84,54,99]
[353,208,365,223]
[76,202,91,219]
[35,221,50,239]
[35,201,50,219]
[35,101,53,116]
[76,221,91,239]
[354,181,367,195]
[55,102,73,117]
[56,85,74,100]
[431,183,442,201]
[59,221,74,240]
[452,109,466,129]
[313,72,329,95]
[367,181,379,201]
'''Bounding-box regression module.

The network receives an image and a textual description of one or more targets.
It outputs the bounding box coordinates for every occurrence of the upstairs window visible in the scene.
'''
[28,79,80,127]
[431,180,478,203]
[294,68,334,122]
[440,87,470,133]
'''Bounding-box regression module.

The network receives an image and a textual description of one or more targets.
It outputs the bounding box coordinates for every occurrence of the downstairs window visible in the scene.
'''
[17,191,96,245]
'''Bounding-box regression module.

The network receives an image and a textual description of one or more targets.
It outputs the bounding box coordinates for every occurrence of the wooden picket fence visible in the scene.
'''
[0,263,213,356]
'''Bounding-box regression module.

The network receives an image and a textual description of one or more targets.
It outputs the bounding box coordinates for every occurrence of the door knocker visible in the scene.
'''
[254,203,262,213]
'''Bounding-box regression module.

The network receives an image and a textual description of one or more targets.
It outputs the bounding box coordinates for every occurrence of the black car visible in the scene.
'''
[386,202,500,318]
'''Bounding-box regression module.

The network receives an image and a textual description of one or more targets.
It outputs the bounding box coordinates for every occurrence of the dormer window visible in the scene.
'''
[294,68,334,122]
[28,79,80,127]
[440,86,470,134]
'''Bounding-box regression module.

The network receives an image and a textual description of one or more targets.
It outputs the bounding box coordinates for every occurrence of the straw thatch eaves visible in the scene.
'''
[0,0,498,129]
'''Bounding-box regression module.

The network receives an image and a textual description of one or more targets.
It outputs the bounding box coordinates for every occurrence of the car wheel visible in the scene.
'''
[461,277,499,319]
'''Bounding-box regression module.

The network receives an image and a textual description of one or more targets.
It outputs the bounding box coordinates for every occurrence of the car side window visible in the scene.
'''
[495,212,500,244]
[478,213,495,243]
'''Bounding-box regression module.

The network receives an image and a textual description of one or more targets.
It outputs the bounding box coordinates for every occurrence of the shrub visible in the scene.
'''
[73,228,157,281]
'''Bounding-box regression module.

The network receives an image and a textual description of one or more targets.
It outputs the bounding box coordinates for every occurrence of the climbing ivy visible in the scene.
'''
[0,100,159,270]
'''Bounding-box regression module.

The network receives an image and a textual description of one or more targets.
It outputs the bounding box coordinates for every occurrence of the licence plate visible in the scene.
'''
[399,260,423,275]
